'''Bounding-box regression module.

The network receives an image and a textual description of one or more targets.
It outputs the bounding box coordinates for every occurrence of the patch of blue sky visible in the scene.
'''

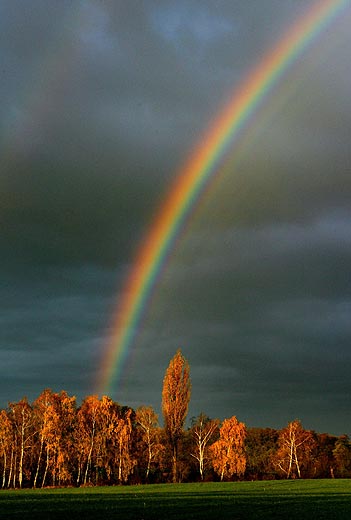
[150,2,235,48]
[78,1,116,55]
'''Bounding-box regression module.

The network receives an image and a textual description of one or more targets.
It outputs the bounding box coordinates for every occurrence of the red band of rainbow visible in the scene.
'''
[96,0,349,396]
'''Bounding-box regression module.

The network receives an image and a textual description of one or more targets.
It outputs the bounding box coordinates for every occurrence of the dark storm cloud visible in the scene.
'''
[0,1,350,434]
[122,209,351,433]
[0,265,115,403]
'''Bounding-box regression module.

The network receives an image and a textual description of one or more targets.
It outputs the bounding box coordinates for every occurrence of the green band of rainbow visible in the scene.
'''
[96,0,349,396]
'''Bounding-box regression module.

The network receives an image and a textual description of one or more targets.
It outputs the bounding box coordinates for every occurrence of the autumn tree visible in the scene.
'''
[112,408,136,483]
[190,413,219,480]
[135,405,164,480]
[0,410,13,488]
[275,419,315,479]
[162,349,191,483]
[312,433,338,478]
[93,395,119,484]
[32,389,59,488]
[245,427,279,479]
[332,435,351,477]
[9,398,35,488]
[76,395,101,485]
[53,391,76,486]
[210,416,246,481]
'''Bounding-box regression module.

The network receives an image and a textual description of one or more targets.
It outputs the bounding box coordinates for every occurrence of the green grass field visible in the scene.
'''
[1,480,351,519]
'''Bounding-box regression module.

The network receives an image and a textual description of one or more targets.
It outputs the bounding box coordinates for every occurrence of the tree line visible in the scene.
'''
[1,350,350,488]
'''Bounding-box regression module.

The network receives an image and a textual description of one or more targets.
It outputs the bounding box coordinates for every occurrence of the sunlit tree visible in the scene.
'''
[210,416,246,481]
[135,405,164,480]
[162,349,191,482]
[9,398,34,488]
[76,395,100,485]
[275,419,315,478]
[190,413,219,480]
[113,408,136,483]
[0,410,13,488]
[32,389,58,488]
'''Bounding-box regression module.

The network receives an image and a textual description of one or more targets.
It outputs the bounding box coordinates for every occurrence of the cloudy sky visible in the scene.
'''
[1,0,350,435]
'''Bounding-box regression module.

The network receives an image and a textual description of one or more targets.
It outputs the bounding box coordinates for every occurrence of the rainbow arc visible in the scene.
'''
[96,0,350,396]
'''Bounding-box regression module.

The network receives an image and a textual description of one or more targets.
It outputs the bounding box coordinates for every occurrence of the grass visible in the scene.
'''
[1,480,351,519]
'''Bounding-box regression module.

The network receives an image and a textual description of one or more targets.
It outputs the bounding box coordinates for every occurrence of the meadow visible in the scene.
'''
[1,480,351,519]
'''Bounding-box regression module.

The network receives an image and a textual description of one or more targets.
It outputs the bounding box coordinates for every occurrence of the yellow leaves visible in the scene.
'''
[136,405,159,432]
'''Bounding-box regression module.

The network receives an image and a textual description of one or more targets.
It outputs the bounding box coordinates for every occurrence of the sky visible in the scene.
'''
[1,0,351,435]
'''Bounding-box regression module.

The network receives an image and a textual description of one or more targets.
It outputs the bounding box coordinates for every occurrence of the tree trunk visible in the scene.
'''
[172,444,178,483]
[12,451,17,488]
[84,424,95,485]
[146,434,152,480]
[294,443,301,478]
[34,435,44,488]
[76,456,82,486]
[42,447,50,488]
[287,440,294,478]
[199,448,204,480]
[7,447,13,488]
[118,437,123,483]
[18,417,25,488]
[2,450,6,488]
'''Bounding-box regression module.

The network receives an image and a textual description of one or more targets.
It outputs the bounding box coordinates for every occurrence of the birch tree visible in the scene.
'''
[32,389,56,488]
[135,405,163,480]
[113,408,135,483]
[9,398,34,488]
[210,416,246,481]
[0,410,12,488]
[275,419,314,478]
[53,391,76,486]
[76,395,100,485]
[190,414,219,480]
[94,395,121,483]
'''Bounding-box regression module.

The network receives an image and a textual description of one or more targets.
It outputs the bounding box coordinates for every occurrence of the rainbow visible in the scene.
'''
[96,0,350,396]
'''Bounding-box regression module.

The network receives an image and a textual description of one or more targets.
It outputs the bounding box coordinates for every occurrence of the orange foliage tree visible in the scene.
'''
[1,386,348,486]
[93,395,120,483]
[275,419,315,478]
[113,408,136,483]
[32,389,77,488]
[0,409,12,488]
[9,398,34,488]
[162,349,191,482]
[76,394,101,485]
[135,405,164,480]
[210,416,246,481]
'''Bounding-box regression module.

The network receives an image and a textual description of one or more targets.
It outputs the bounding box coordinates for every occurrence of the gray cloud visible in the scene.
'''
[0,1,350,435]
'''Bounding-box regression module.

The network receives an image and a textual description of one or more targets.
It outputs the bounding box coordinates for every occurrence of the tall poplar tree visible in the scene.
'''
[162,349,191,482]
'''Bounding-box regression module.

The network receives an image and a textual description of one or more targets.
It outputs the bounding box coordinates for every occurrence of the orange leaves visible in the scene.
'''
[32,389,76,487]
[162,349,191,442]
[162,349,191,482]
[75,395,135,485]
[210,416,246,481]
[136,406,164,479]
[274,419,315,478]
